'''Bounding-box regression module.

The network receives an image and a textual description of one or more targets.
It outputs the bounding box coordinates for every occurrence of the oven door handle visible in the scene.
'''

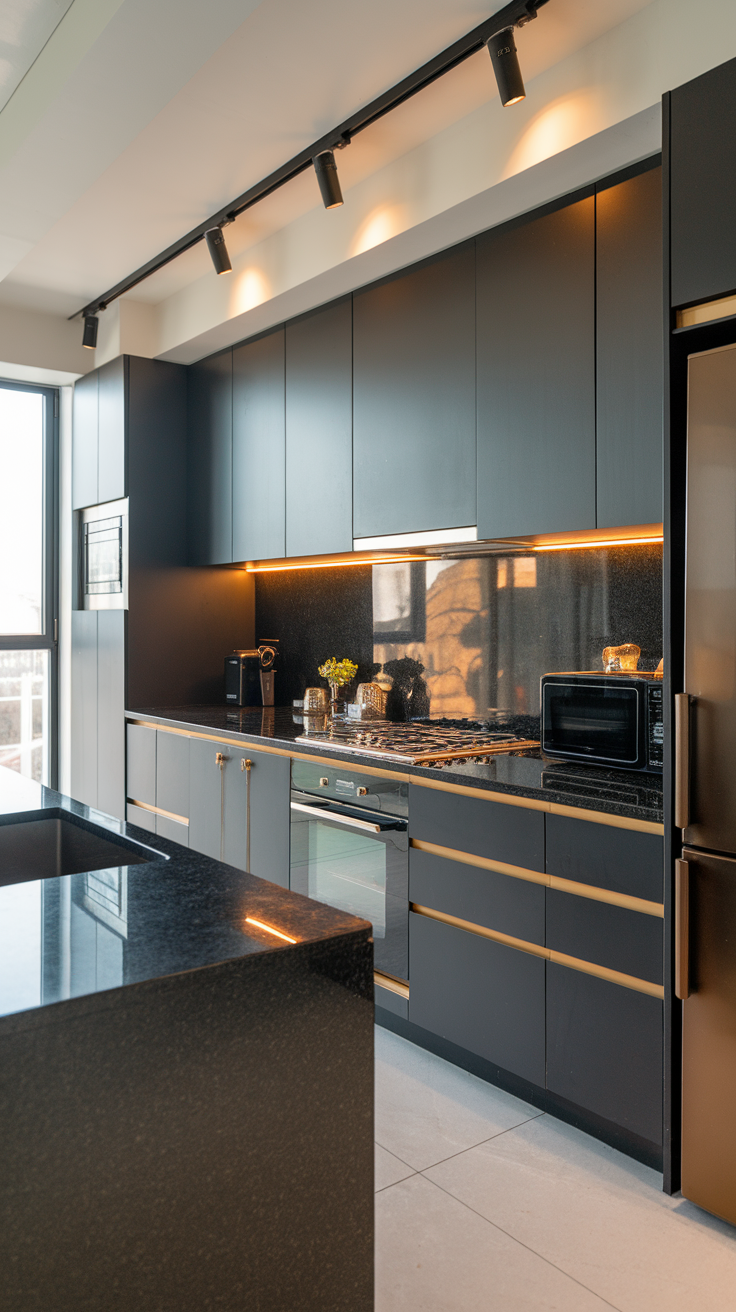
[289,801,401,834]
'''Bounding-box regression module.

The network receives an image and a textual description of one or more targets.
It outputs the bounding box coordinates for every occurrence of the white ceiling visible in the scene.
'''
[0,0,653,319]
[0,0,74,113]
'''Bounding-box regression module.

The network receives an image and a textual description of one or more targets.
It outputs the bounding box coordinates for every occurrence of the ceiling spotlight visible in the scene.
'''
[205,226,232,275]
[313,150,344,209]
[487,26,525,107]
[82,313,98,349]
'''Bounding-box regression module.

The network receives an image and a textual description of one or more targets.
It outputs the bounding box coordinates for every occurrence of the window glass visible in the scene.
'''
[0,387,44,635]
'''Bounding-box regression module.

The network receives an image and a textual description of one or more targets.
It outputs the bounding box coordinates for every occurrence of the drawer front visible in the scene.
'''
[409,785,544,871]
[156,814,189,847]
[156,730,190,819]
[546,813,663,902]
[410,847,545,946]
[126,724,156,807]
[546,961,663,1147]
[126,801,156,834]
[409,911,545,1086]
[546,889,662,986]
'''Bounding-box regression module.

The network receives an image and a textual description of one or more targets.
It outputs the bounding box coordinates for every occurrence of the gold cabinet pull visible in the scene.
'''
[675,858,690,1000]
[675,693,690,830]
[243,759,253,872]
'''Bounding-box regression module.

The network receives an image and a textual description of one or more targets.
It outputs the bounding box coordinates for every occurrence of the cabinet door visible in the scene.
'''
[545,814,663,904]
[232,329,285,561]
[546,962,663,1148]
[97,356,127,504]
[188,737,224,861]
[222,746,290,887]
[72,371,98,510]
[596,168,663,527]
[97,610,126,821]
[70,611,98,806]
[126,724,156,806]
[187,349,233,565]
[409,911,545,1086]
[477,199,595,539]
[126,801,156,834]
[353,246,476,538]
[156,730,190,819]
[285,299,352,556]
[670,57,736,308]
[156,814,189,847]
[409,784,544,873]
[409,846,545,945]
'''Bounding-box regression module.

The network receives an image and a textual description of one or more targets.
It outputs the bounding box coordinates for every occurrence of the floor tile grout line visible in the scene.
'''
[375,1174,417,1194]
[417,1174,625,1312]
[376,1111,547,1176]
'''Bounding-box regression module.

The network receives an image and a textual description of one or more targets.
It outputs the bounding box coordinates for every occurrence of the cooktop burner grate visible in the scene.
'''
[295,720,539,765]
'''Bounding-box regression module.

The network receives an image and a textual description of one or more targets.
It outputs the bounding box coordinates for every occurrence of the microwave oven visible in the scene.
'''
[80,499,128,610]
[540,672,663,773]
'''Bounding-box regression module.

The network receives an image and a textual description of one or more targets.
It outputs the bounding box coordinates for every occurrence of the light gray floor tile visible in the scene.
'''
[375,1143,415,1192]
[425,1114,736,1312]
[375,1173,617,1311]
[375,1027,541,1171]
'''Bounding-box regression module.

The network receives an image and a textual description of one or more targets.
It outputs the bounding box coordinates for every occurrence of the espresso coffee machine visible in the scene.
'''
[225,641,278,707]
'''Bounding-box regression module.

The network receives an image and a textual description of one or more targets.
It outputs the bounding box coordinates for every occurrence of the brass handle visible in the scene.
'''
[319,777,329,786]
[216,753,226,860]
[675,858,690,999]
[242,759,252,872]
[675,693,690,830]
[357,787,368,796]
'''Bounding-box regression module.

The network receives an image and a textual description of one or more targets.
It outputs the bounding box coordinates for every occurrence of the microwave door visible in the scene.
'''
[684,345,736,855]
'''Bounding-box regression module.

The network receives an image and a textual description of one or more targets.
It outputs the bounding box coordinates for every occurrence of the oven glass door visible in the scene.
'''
[543,681,641,766]
[290,798,408,982]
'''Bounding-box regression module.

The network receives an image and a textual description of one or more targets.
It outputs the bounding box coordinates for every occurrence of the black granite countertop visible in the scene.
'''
[0,766,369,1024]
[127,706,664,825]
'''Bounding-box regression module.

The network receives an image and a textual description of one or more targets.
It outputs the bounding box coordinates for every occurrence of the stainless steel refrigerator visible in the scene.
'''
[677,341,736,1224]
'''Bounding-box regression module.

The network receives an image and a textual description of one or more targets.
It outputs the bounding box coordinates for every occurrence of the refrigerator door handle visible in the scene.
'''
[675,857,690,1000]
[675,693,691,830]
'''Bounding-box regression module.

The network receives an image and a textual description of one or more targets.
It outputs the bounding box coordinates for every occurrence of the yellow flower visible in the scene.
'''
[318,657,358,687]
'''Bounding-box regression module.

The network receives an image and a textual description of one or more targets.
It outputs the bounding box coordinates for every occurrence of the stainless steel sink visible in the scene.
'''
[0,812,161,887]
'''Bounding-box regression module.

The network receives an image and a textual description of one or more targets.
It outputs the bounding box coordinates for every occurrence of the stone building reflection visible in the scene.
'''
[373,544,663,720]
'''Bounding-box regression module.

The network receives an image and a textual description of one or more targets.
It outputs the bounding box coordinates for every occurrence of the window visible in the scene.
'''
[0,382,57,785]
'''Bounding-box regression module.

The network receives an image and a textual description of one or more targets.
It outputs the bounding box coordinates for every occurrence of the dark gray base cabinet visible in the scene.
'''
[546,963,663,1148]
[409,911,545,1087]
[127,726,290,887]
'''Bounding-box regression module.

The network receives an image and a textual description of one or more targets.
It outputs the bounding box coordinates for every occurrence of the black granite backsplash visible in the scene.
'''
[256,542,663,719]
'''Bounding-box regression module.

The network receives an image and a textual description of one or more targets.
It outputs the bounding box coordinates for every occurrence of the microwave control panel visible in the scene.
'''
[646,683,664,769]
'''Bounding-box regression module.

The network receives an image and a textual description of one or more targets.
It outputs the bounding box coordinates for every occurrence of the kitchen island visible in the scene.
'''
[0,766,373,1312]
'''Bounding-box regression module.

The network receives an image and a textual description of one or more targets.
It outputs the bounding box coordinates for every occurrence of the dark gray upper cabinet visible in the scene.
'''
[353,245,476,539]
[670,56,736,307]
[233,329,285,561]
[285,299,352,556]
[97,356,127,505]
[187,348,233,565]
[596,167,663,528]
[477,198,596,540]
[72,370,99,510]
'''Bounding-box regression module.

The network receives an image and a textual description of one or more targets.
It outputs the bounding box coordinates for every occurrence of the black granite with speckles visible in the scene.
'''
[0,767,373,1312]
[129,705,664,825]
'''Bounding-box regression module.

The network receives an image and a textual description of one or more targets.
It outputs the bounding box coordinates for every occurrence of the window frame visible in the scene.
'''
[0,379,59,788]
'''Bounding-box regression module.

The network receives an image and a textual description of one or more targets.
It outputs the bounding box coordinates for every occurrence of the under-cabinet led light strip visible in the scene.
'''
[534,535,663,551]
[245,555,426,573]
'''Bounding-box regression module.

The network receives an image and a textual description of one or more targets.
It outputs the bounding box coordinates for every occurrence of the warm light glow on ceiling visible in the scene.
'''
[246,555,426,573]
[245,916,297,944]
[503,90,600,179]
[535,535,663,552]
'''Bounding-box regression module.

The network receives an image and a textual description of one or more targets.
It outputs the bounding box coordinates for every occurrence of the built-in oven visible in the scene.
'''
[290,760,408,983]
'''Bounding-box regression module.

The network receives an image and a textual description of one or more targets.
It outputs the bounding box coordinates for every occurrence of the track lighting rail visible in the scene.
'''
[71,0,547,322]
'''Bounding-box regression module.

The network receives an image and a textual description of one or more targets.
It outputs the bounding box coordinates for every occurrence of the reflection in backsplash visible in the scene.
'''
[254,543,662,720]
[373,544,662,719]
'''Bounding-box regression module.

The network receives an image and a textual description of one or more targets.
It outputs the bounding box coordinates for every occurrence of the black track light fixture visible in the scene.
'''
[313,150,344,209]
[487,26,525,106]
[82,313,98,349]
[205,226,232,274]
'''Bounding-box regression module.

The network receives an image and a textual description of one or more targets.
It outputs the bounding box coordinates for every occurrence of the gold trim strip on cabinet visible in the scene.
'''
[411,839,664,916]
[126,718,664,834]
[411,838,548,887]
[127,798,189,826]
[410,903,664,999]
[374,972,410,1000]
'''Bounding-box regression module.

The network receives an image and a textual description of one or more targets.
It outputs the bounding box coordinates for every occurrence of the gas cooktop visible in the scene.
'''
[295,719,539,766]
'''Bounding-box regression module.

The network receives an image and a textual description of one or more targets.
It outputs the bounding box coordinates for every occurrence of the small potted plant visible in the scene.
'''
[318,657,358,714]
